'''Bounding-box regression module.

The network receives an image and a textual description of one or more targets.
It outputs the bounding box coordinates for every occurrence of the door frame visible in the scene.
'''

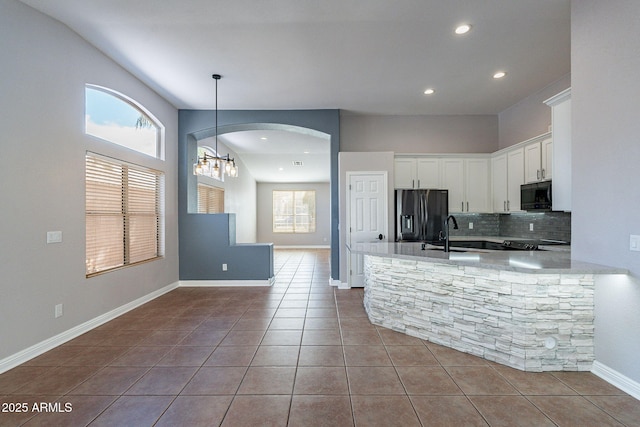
[345,171,389,288]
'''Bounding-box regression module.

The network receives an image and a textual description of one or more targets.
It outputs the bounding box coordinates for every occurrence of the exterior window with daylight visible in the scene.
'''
[85,153,165,276]
[273,190,316,233]
[85,85,163,159]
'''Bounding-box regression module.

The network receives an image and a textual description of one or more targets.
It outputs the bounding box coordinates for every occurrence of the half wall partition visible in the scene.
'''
[178,109,340,283]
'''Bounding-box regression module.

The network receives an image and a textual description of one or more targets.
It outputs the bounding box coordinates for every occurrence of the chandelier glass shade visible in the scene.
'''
[193,74,238,179]
[193,151,238,178]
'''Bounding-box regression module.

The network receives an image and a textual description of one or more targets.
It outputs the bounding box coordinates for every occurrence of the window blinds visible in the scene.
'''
[85,153,164,276]
[197,184,224,213]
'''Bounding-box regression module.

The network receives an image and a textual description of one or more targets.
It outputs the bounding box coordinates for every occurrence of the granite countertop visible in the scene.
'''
[348,241,626,275]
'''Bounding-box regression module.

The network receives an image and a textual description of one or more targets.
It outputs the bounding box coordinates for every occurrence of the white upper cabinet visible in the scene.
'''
[542,138,553,181]
[464,158,491,213]
[524,142,541,183]
[524,138,552,183]
[492,147,524,212]
[394,156,490,213]
[394,158,441,189]
[441,159,465,212]
[394,158,417,189]
[507,148,525,212]
[545,88,571,211]
[416,158,441,188]
[492,154,508,212]
[442,158,490,213]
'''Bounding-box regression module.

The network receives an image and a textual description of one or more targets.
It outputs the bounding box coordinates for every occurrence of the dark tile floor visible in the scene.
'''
[1,249,638,426]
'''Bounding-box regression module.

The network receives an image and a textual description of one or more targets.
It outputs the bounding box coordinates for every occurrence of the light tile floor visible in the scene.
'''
[1,249,639,426]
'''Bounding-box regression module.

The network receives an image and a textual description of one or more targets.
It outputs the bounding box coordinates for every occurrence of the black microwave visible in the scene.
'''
[521,181,552,211]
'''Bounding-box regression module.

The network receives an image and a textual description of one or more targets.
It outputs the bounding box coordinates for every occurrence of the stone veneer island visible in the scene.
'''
[350,242,626,372]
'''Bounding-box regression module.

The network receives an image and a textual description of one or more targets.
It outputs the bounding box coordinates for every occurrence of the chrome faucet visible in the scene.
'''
[441,215,459,253]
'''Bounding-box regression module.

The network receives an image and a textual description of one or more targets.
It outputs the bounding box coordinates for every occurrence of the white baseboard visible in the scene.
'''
[330,278,351,289]
[273,245,331,249]
[592,361,640,400]
[180,277,275,287]
[0,281,179,375]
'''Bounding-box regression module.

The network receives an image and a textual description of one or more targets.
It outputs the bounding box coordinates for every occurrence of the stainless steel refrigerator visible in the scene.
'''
[395,189,449,242]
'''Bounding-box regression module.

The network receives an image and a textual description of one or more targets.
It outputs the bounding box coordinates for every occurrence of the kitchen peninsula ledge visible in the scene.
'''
[349,241,625,274]
[350,242,627,372]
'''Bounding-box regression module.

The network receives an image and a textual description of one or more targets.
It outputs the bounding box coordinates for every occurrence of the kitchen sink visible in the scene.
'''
[431,240,511,251]
[424,247,469,252]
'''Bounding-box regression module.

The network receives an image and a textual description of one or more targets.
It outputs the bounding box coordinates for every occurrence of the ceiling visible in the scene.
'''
[20,0,570,115]
[20,0,570,182]
[206,130,330,183]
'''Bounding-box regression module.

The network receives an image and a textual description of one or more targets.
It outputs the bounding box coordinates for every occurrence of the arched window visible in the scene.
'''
[85,85,163,159]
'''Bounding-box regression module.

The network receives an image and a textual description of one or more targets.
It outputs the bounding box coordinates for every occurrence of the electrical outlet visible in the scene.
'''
[631,235,640,252]
[469,222,474,230]
[55,304,63,318]
[529,223,534,232]
[222,263,228,271]
[47,231,63,244]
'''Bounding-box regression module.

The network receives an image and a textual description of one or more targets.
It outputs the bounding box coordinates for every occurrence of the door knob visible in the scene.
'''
[378,234,384,240]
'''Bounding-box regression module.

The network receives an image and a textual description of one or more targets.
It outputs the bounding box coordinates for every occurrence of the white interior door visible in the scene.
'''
[347,172,387,287]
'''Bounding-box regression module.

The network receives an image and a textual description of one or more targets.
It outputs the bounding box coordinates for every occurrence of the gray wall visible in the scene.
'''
[179,110,340,281]
[498,74,572,149]
[0,0,179,361]
[197,138,257,243]
[572,1,640,383]
[178,213,273,280]
[341,114,498,153]
[257,183,331,246]
[338,152,396,284]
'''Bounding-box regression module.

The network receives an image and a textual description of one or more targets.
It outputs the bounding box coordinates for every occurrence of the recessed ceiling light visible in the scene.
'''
[493,71,507,79]
[303,151,310,154]
[423,88,435,95]
[260,137,268,140]
[455,24,471,35]
[278,167,284,171]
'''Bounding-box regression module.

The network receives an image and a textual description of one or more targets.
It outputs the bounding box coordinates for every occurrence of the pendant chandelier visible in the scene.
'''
[193,74,238,178]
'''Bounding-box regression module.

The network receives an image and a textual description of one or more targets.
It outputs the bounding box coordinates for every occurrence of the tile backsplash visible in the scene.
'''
[448,214,499,237]
[450,212,571,242]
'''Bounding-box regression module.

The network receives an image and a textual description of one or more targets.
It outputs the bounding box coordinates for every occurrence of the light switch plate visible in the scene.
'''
[630,235,640,252]
[47,231,63,244]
